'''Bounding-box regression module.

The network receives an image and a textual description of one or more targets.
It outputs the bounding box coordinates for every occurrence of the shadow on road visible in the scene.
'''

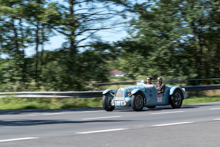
[0,107,104,115]
[116,105,198,112]
[0,119,133,126]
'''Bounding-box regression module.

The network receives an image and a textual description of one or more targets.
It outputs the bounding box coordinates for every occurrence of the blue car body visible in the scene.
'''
[102,81,188,109]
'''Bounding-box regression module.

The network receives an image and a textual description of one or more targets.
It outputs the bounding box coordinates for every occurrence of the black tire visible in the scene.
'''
[147,106,156,109]
[131,92,144,111]
[102,93,115,111]
[170,89,183,108]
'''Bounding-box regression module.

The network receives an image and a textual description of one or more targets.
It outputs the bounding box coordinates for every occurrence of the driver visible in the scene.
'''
[155,76,166,94]
[146,77,153,84]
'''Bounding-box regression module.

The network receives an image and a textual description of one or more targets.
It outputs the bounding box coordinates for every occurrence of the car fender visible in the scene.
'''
[170,86,188,99]
[131,89,149,103]
[131,89,140,95]
[102,89,116,95]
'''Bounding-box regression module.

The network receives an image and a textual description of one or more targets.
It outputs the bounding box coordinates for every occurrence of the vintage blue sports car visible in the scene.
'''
[102,80,188,111]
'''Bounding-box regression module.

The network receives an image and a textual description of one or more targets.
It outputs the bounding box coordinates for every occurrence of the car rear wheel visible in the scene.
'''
[147,106,156,109]
[131,92,144,111]
[102,93,115,111]
[170,89,183,108]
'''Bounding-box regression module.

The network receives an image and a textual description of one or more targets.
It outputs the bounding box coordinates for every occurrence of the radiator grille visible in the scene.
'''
[116,90,123,97]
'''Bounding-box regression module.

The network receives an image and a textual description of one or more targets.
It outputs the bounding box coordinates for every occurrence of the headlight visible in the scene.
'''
[123,100,127,106]
[111,100,115,106]
[126,92,131,97]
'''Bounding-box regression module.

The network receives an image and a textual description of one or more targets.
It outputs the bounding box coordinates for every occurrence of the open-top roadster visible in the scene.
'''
[102,80,188,111]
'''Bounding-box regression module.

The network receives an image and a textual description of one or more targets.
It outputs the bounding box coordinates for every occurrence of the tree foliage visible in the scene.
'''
[1,0,220,92]
[0,0,127,91]
[112,0,220,81]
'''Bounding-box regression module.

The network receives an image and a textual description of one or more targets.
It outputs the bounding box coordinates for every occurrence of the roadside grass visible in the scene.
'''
[183,96,220,105]
[0,97,102,110]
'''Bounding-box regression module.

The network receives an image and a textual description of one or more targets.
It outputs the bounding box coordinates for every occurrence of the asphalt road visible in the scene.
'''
[1,102,220,147]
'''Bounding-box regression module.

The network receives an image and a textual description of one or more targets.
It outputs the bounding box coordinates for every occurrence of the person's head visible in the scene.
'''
[147,77,152,84]
[157,76,162,84]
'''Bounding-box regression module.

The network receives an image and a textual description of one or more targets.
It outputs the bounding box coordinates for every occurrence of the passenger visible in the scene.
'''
[155,76,166,94]
[146,77,153,84]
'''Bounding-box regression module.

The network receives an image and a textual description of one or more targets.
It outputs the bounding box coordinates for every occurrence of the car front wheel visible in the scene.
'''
[170,89,183,108]
[102,93,115,111]
[131,92,144,111]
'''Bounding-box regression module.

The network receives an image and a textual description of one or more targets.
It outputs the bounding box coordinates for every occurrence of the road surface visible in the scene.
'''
[1,102,220,147]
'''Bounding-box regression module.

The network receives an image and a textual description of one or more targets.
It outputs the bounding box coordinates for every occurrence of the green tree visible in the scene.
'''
[22,0,60,88]
[0,0,60,90]
[112,0,220,81]
[0,0,30,90]
[39,49,109,90]
[44,0,131,90]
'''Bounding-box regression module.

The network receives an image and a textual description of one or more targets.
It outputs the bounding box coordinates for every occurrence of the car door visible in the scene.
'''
[146,85,157,105]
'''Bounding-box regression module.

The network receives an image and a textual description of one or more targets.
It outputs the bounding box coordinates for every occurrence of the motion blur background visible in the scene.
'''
[0,0,220,92]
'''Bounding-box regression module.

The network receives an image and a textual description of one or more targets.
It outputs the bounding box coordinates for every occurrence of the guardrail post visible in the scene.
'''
[90,84,96,91]
[195,80,199,97]
[93,85,96,91]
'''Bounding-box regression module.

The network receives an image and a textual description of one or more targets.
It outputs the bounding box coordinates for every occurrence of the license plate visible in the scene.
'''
[115,97,124,101]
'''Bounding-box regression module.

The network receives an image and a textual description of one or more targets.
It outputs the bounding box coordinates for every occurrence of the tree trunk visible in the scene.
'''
[12,18,19,54]
[69,0,77,55]
[215,31,220,77]
[191,21,200,79]
[19,18,27,90]
[35,21,40,89]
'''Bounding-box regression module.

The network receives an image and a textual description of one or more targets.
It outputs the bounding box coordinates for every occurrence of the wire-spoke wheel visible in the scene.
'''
[170,89,183,108]
[102,93,115,111]
[131,92,144,111]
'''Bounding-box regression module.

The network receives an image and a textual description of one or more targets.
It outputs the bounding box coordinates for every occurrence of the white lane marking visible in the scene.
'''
[26,110,102,116]
[213,118,220,121]
[42,112,66,115]
[150,111,184,115]
[210,108,220,110]
[81,111,102,113]
[0,137,38,143]
[76,128,127,134]
[152,122,193,127]
[82,116,121,120]
[27,114,41,116]
[26,113,65,116]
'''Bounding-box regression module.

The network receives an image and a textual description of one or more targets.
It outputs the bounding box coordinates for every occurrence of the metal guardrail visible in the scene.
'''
[181,84,220,91]
[0,85,220,98]
[89,78,220,87]
[0,91,103,98]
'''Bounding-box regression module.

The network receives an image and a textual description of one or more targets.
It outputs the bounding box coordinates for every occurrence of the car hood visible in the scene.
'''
[119,86,146,93]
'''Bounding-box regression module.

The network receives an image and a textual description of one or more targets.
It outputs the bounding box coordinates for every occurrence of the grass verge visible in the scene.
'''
[0,97,102,110]
[183,96,220,105]
[0,96,220,110]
